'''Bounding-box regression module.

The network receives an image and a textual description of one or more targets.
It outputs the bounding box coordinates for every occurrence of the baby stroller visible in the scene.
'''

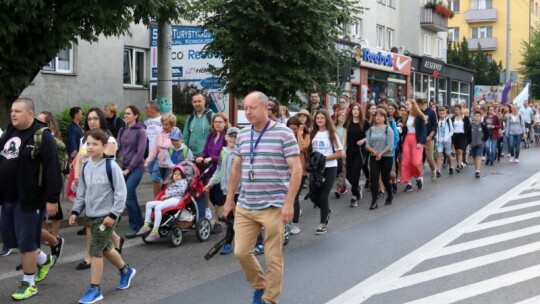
[141,160,213,247]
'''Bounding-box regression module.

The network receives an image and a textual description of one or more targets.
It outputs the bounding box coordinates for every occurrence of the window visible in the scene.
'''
[472,26,493,38]
[412,73,436,101]
[448,27,460,41]
[472,0,492,9]
[43,46,73,73]
[387,0,395,7]
[486,54,493,62]
[386,28,394,50]
[424,34,432,55]
[451,80,470,107]
[349,20,363,39]
[438,78,447,106]
[449,0,460,13]
[436,38,444,58]
[376,25,385,48]
[123,48,146,86]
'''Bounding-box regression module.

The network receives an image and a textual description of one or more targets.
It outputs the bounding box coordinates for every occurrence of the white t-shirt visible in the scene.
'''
[145,116,163,151]
[407,116,416,134]
[311,130,343,168]
[453,118,465,133]
[80,136,117,162]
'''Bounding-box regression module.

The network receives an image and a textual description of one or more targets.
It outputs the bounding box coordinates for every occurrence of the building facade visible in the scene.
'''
[21,23,151,115]
[447,0,540,85]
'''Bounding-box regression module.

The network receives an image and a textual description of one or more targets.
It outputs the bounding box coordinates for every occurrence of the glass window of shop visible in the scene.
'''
[412,73,436,102]
[450,80,470,108]
[368,70,407,105]
[438,78,447,106]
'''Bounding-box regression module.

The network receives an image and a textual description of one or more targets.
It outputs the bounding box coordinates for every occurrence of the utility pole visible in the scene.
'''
[505,0,511,85]
[157,22,173,113]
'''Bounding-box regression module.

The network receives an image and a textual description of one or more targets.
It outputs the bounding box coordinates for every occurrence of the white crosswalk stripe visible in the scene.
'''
[327,171,540,304]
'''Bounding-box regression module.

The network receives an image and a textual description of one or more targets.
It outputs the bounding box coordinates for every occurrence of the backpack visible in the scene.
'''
[168,146,189,163]
[186,110,213,132]
[81,158,115,191]
[118,127,149,159]
[31,127,70,187]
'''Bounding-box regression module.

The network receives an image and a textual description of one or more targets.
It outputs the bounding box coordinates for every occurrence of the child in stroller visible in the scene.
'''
[136,164,188,242]
[137,160,213,246]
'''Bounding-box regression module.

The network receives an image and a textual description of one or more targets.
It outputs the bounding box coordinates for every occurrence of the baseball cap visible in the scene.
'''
[227,127,240,135]
[170,128,183,140]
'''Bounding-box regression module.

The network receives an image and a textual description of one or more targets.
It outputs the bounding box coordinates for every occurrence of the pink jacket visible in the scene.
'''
[145,128,176,168]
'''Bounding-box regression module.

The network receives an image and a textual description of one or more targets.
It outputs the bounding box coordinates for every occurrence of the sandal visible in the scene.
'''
[76,260,91,270]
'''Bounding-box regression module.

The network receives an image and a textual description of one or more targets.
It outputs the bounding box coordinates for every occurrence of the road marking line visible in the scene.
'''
[432,224,540,258]
[326,171,540,304]
[385,241,540,291]
[515,295,540,304]
[0,239,141,281]
[403,264,540,304]
[493,199,540,214]
[467,211,540,232]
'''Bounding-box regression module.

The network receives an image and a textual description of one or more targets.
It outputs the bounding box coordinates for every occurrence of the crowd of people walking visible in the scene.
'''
[1,92,539,304]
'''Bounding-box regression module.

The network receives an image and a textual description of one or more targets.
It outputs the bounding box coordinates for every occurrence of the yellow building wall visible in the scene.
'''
[448,0,540,99]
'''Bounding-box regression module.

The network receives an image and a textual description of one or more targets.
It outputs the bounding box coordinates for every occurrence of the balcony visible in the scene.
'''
[467,37,497,51]
[465,8,498,23]
[420,7,448,32]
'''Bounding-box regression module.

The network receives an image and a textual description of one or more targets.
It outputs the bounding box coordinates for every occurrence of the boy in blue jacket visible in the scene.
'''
[69,129,136,304]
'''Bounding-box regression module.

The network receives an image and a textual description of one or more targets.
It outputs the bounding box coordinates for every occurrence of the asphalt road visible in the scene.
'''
[1,147,540,304]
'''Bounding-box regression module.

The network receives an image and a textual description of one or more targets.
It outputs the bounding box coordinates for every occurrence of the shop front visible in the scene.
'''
[351,47,412,105]
[410,55,476,110]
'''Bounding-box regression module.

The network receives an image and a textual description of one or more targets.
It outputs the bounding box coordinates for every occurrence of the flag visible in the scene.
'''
[501,79,512,105]
[512,83,530,108]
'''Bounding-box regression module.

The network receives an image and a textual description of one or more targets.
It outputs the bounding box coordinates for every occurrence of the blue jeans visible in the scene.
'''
[148,159,162,183]
[502,136,508,154]
[508,134,522,159]
[125,167,144,231]
[485,138,497,161]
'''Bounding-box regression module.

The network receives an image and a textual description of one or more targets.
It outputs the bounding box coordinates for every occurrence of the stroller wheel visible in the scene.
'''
[196,218,211,242]
[169,227,183,247]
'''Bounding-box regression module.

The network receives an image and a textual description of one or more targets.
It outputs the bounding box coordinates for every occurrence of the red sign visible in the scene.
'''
[392,54,412,75]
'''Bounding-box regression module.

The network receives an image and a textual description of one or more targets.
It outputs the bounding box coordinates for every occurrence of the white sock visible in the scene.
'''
[37,250,48,265]
[23,274,35,286]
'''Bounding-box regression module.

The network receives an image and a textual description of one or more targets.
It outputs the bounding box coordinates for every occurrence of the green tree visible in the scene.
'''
[520,25,540,99]
[0,0,188,126]
[191,0,364,104]
[447,37,501,86]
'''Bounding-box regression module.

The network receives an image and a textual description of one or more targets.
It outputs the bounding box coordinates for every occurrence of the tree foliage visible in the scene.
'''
[447,37,502,86]
[0,0,188,126]
[520,26,540,99]
[191,0,364,104]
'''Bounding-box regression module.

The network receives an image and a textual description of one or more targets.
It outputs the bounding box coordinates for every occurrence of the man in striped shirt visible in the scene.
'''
[223,91,302,304]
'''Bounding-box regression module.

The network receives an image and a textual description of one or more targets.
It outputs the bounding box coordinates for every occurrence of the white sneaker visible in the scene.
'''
[205,208,213,220]
[290,223,301,235]
[509,157,515,162]
[481,156,486,160]
[515,158,520,163]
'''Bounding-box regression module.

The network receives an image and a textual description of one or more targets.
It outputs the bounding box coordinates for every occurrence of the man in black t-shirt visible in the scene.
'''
[0,98,62,301]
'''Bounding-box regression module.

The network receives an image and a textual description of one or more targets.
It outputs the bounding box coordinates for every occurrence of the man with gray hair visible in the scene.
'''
[0,98,62,300]
[223,91,302,304]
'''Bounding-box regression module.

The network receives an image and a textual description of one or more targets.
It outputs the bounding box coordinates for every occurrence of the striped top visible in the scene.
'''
[234,122,300,209]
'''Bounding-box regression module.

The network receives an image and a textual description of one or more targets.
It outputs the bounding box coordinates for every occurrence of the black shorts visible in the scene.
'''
[46,202,64,221]
[452,133,468,150]
[209,186,224,206]
[0,201,43,253]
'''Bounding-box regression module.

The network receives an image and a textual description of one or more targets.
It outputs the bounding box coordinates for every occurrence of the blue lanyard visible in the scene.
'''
[250,120,271,166]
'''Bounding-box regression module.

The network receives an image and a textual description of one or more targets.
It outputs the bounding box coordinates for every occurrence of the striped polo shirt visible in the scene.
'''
[234,122,300,210]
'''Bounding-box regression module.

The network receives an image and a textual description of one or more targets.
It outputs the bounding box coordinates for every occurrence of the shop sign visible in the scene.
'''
[358,47,411,75]
[419,56,445,76]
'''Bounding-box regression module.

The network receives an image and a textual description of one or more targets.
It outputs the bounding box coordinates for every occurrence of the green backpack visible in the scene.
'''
[31,127,70,186]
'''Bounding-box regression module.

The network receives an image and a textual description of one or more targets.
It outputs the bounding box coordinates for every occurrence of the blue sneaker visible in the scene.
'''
[220,243,233,255]
[117,265,136,290]
[79,286,103,304]
[252,289,264,304]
